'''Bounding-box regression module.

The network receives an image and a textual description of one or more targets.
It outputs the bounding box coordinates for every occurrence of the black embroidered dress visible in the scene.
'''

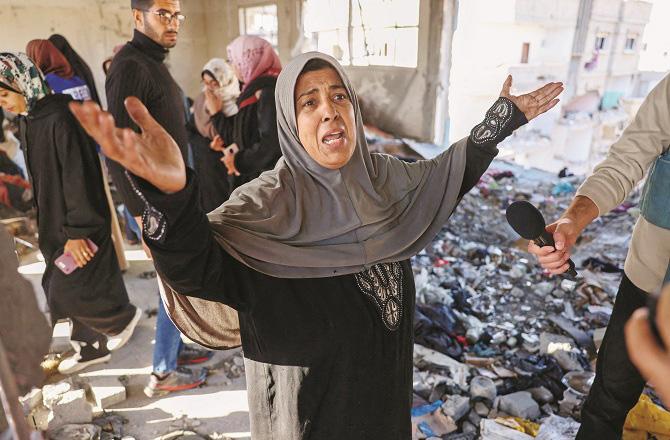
[137,98,526,439]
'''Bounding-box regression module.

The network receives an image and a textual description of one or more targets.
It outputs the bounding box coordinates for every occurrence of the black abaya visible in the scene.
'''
[20,94,134,336]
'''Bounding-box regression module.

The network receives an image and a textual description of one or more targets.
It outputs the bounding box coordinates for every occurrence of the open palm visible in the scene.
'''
[69,98,186,194]
[500,75,564,121]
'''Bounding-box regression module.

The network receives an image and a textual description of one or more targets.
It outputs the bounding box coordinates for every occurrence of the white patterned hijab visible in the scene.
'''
[0,52,51,114]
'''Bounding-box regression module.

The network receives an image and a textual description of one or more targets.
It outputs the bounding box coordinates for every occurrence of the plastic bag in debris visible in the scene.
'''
[623,394,670,438]
[551,181,575,196]
[411,400,457,439]
[479,419,534,440]
[493,417,540,436]
[535,415,580,439]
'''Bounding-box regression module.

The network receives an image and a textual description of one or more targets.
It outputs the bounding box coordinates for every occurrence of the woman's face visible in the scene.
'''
[0,88,27,114]
[202,72,220,92]
[295,67,356,170]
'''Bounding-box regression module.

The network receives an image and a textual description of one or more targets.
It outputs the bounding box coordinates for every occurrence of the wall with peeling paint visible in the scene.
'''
[342,0,446,142]
[0,0,212,105]
[0,0,445,142]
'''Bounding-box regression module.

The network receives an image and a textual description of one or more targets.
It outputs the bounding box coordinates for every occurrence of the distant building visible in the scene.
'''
[448,0,653,173]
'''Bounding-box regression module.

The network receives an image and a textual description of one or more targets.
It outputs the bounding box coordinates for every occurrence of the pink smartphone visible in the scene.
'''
[54,239,99,275]
[225,144,239,156]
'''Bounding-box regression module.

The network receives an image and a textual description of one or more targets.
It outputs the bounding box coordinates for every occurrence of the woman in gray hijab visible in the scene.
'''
[70,52,562,439]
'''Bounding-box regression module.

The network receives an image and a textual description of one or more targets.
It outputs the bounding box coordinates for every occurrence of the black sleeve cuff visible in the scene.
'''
[469,97,527,147]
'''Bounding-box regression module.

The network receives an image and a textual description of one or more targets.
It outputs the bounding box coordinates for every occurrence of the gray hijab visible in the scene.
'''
[161,52,468,348]
[208,52,468,277]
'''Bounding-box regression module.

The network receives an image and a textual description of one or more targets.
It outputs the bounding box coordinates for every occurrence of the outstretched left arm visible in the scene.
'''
[459,76,564,196]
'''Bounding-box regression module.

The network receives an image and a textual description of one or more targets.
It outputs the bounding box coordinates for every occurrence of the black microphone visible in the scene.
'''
[506,200,578,278]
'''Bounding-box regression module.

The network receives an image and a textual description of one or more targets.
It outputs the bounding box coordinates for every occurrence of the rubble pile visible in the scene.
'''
[409,160,643,439]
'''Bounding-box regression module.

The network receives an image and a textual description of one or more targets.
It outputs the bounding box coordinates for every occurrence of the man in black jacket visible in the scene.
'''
[105,0,211,397]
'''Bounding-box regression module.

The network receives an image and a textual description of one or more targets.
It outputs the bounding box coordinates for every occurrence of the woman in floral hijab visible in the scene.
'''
[0,52,139,375]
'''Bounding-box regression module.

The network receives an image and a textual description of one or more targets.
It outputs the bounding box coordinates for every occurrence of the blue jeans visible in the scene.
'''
[121,205,141,242]
[152,295,183,374]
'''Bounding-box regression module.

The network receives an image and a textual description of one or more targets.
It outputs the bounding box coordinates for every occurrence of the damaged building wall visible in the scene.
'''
[1,0,444,142]
[0,0,213,104]
[342,0,446,142]
[202,0,302,65]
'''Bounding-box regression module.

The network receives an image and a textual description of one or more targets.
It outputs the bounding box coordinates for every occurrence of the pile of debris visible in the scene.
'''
[20,348,247,439]
[20,376,132,439]
[408,159,666,439]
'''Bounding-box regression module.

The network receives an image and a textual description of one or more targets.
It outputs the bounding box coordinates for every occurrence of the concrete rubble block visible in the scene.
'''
[558,389,583,417]
[441,395,470,421]
[47,389,93,431]
[27,405,50,431]
[528,386,554,404]
[20,388,43,411]
[48,423,101,440]
[539,332,573,355]
[498,391,541,420]
[551,350,584,372]
[462,420,477,434]
[50,321,72,354]
[42,380,73,409]
[535,415,580,439]
[480,419,534,439]
[414,344,470,390]
[469,376,497,402]
[86,376,127,408]
[475,401,490,417]
[535,281,554,297]
[467,409,482,426]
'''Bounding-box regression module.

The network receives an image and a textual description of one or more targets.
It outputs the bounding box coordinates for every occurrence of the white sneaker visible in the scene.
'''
[107,307,142,351]
[58,342,111,375]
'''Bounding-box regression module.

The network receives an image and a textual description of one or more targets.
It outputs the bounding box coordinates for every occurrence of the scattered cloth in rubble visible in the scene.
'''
[558,167,574,178]
[479,419,534,439]
[48,423,101,440]
[623,394,670,438]
[581,257,623,273]
[551,181,575,196]
[492,417,540,436]
[406,158,642,437]
[414,303,463,358]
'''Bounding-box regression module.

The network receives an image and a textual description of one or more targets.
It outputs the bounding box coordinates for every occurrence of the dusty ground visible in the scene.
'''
[19,248,251,440]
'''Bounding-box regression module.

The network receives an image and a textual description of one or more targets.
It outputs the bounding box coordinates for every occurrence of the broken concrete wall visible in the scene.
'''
[203,0,302,65]
[343,0,445,142]
[0,0,212,104]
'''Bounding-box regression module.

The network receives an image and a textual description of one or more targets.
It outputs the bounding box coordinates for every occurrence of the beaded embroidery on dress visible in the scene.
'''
[470,97,513,145]
[355,262,403,331]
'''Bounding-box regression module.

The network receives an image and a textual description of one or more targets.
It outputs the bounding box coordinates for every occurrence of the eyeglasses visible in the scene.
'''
[141,9,186,25]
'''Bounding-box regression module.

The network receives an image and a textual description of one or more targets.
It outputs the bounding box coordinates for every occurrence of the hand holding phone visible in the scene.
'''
[55,239,98,274]
[224,143,239,157]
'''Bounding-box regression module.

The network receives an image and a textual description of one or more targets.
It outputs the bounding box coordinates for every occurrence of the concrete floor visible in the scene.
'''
[19,247,251,440]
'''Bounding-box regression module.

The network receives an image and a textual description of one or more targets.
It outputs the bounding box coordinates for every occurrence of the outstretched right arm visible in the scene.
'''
[69,99,250,310]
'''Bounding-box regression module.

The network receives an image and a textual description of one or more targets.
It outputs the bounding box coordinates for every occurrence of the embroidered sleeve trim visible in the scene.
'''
[470,97,514,145]
[125,170,167,242]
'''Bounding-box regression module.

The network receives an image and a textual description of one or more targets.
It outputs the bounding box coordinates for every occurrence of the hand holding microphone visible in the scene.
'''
[506,200,579,277]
